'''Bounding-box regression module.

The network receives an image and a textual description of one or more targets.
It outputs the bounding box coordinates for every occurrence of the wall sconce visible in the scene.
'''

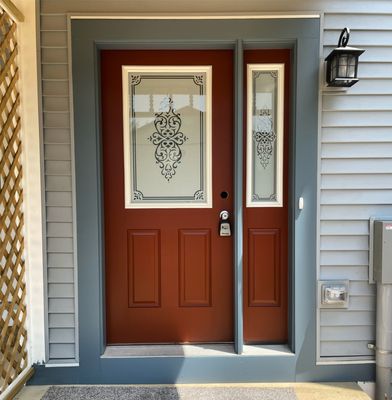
[325,27,364,87]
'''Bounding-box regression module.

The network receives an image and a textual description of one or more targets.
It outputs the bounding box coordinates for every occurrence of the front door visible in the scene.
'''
[101,49,289,345]
[102,50,234,344]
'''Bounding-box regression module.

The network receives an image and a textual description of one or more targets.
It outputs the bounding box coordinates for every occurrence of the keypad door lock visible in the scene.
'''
[219,210,231,237]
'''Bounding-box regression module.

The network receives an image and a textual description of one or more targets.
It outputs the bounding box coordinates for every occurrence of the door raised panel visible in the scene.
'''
[127,230,161,307]
[248,228,280,307]
[179,229,211,307]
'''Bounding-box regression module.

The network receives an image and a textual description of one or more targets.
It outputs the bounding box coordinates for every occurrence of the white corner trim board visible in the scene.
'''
[15,0,46,364]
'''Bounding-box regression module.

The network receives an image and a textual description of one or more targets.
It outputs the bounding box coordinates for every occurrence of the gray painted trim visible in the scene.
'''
[29,17,374,384]
[31,356,372,384]
[287,47,296,354]
[293,35,319,373]
[234,39,244,355]
[94,45,107,356]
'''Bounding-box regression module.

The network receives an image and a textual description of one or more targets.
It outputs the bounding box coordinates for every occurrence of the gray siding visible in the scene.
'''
[39,0,392,366]
[320,12,392,359]
[40,10,77,362]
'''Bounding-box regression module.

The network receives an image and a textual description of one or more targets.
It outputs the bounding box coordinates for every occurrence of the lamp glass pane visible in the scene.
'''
[347,55,357,78]
[338,54,348,78]
[331,55,338,81]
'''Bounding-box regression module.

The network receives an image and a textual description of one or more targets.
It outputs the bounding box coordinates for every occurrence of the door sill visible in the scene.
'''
[101,344,293,358]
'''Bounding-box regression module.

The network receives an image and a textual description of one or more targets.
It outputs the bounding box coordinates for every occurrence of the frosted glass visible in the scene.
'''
[247,64,284,207]
[123,67,212,208]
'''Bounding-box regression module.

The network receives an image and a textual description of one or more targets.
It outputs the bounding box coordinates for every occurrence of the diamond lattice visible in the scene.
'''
[0,6,27,394]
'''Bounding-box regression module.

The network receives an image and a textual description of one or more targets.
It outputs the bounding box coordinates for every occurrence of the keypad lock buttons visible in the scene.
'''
[219,210,231,237]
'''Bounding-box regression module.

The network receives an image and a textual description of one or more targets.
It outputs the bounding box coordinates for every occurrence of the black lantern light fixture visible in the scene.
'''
[325,27,364,87]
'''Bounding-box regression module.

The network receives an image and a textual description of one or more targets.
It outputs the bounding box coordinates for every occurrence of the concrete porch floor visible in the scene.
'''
[14,383,372,400]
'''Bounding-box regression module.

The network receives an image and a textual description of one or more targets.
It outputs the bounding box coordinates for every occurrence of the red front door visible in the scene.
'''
[101,50,234,344]
[101,49,289,345]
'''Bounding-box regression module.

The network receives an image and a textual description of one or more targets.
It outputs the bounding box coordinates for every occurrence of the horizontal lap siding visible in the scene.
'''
[320,13,392,360]
[40,11,77,362]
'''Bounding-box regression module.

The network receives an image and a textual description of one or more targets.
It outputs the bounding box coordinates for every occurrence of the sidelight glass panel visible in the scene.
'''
[122,66,212,208]
[246,64,284,207]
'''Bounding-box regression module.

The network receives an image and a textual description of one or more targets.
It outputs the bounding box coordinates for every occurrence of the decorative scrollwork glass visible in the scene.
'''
[122,66,212,208]
[246,64,284,207]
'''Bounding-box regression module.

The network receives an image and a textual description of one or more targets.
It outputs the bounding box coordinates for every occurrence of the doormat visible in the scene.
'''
[42,385,298,400]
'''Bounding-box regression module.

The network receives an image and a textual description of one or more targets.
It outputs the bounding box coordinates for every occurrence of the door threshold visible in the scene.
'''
[101,343,293,358]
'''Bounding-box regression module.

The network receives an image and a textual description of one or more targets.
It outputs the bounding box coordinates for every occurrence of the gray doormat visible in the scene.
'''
[42,386,298,400]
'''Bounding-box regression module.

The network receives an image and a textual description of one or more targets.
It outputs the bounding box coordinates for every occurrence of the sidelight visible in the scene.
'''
[246,64,284,207]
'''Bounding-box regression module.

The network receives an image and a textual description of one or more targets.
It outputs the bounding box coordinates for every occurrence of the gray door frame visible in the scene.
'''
[30,17,374,384]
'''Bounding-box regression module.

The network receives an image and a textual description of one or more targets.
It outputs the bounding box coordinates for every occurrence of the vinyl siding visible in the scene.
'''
[40,10,77,362]
[39,1,392,367]
[320,12,392,359]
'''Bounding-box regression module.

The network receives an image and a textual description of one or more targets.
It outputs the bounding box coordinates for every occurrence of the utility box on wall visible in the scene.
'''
[373,220,392,284]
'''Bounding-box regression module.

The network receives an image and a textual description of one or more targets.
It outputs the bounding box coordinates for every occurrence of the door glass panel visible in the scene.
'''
[246,64,284,207]
[122,66,212,208]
